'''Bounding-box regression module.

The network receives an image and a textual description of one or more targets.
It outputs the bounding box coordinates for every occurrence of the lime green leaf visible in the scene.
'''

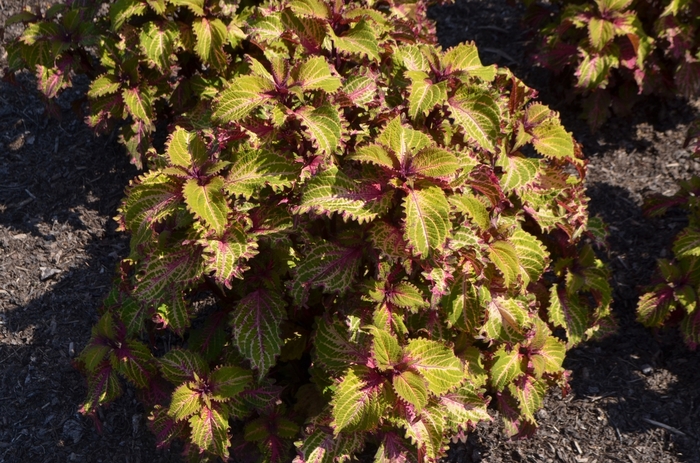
[225,149,298,199]
[548,286,589,346]
[332,366,385,433]
[122,86,153,124]
[403,185,450,257]
[488,240,520,287]
[510,229,549,287]
[213,76,275,122]
[530,336,566,378]
[189,406,230,458]
[134,247,203,304]
[483,297,530,343]
[440,385,491,428]
[490,345,523,391]
[169,0,204,16]
[403,405,446,460]
[111,0,147,31]
[298,429,365,463]
[139,21,178,71]
[201,222,258,285]
[314,316,362,372]
[293,56,342,92]
[329,19,379,61]
[443,42,497,81]
[290,242,362,305]
[404,338,464,395]
[637,291,673,327]
[510,377,547,423]
[448,88,500,152]
[408,76,447,119]
[281,9,326,52]
[374,433,419,463]
[378,117,432,165]
[192,17,229,70]
[369,327,401,371]
[296,104,342,155]
[442,275,484,334]
[337,75,376,108]
[231,289,286,376]
[297,167,392,223]
[210,365,253,401]
[386,282,428,311]
[392,370,429,413]
[498,155,539,192]
[169,383,202,421]
[159,349,208,384]
[157,293,192,335]
[673,228,700,258]
[410,147,460,179]
[166,127,208,168]
[290,0,330,18]
[88,74,121,98]
[531,120,574,160]
[588,17,615,51]
[183,177,230,236]
[369,221,411,258]
[347,144,397,169]
[449,194,489,230]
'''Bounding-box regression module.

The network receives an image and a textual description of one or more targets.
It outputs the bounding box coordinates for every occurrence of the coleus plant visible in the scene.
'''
[639,172,700,349]
[519,0,700,130]
[6,0,613,461]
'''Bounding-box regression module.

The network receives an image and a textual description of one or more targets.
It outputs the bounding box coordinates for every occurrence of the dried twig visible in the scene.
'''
[643,418,686,436]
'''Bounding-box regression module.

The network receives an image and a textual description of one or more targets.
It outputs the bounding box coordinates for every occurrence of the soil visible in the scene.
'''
[1,0,700,462]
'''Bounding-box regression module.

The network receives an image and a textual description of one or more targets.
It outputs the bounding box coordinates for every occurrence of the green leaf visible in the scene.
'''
[443,42,496,81]
[157,293,192,335]
[292,56,342,92]
[139,21,178,71]
[410,147,460,179]
[674,228,700,258]
[280,9,326,52]
[449,194,489,230]
[338,75,376,108]
[297,167,393,223]
[498,155,540,192]
[403,185,451,257]
[509,229,549,287]
[448,87,500,152]
[298,429,365,463]
[213,76,275,122]
[183,177,230,236]
[210,365,253,401]
[169,383,202,421]
[392,370,429,413]
[442,275,484,334]
[407,74,447,119]
[230,289,286,376]
[394,44,429,72]
[332,366,385,433]
[347,144,397,169]
[378,117,432,165]
[192,17,229,70]
[440,385,491,429]
[488,240,520,287]
[369,327,401,371]
[167,127,208,168]
[329,19,379,61]
[386,282,428,311]
[510,377,547,423]
[588,17,615,51]
[169,0,204,16]
[313,316,362,372]
[111,0,147,31]
[490,345,523,391]
[548,285,589,346]
[189,406,230,458]
[159,349,208,384]
[290,242,362,305]
[88,74,121,98]
[296,104,342,155]
[290,0,330,18]
[404,338,464,395]
[637,291,673,327]
[369,221,411,258]
[225,149,298,199]
[483,297,530,343]
[403,405,446,460]
[531,119,574,160]
[134,247,203,304]
[122,86,153,124]
[201,223,258,286]
[530,336,566,379]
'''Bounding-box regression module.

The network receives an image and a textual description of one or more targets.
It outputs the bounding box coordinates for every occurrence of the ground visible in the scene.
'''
[1,0,700,462]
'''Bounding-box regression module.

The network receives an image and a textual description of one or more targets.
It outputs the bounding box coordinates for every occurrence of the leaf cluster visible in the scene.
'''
[520,0,700,131]
[6,0,613,461]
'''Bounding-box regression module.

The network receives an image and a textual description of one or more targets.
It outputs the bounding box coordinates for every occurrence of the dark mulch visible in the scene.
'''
[1,1,700,462]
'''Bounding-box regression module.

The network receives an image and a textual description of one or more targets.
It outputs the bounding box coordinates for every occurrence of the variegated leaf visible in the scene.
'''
[225,149,298,199]
[230,289,286,376]
[404,338,464,395]
[213,76,275,122]
[292,56,342,93]
[443,42,497,81]
[296,104,342,155]
[331,366,386,432]
[189,406,230,459]
[403,185,451,257]
[490,345,523,391]
[183,177,230,236]
[139,21,178,71]
[448,87,500,152]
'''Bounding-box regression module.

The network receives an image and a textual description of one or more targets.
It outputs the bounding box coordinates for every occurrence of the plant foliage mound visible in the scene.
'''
[6,0,613,460]
[520,0,700,130]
